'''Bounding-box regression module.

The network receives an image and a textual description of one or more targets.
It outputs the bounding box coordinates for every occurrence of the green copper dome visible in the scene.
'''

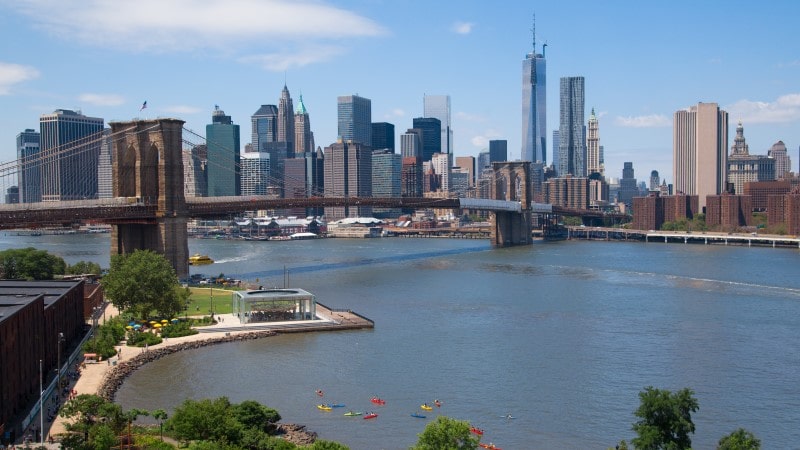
[295,94,308,115]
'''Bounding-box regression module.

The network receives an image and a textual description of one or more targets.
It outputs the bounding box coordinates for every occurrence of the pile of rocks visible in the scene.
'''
[275,423,318,446]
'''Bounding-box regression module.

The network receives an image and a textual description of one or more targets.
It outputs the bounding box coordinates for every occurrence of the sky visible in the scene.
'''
[1,0,799,187]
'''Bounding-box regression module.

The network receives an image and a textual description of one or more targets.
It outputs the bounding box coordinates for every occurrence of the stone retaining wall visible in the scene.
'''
[98,330,277,401]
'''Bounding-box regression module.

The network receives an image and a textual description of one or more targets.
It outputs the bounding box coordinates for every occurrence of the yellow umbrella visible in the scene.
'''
[125,325,133,330]
[153,323,162,328]
[161,319,169,323]
[149,320,157,325]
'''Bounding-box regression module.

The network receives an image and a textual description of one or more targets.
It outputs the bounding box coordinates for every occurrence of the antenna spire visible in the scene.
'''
[531,14,536,52]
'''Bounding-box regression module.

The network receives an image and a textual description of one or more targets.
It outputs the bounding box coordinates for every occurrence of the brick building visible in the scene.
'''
[632,192,698,230]
[744,181,791,212]
[706,194,752,228]
[768,186,800,235]
[544,175,589,209]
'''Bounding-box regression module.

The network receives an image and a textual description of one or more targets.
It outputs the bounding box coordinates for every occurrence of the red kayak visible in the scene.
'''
[479,444,501,450]
[370,397,386,405]
[364,413,378,419]
[470,426,484,436]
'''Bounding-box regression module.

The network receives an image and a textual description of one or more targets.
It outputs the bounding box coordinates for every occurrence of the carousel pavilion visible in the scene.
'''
[232,289,317,324]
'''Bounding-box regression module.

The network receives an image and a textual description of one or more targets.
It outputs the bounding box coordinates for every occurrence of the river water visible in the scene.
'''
[3,233,799,449]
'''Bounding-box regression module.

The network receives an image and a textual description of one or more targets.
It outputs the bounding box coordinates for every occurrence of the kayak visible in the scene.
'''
[370,397,386,405]
[434,400,442,407]
[316,404,332,411]
[364,413,378,419]
[330,404,346,408]
[411,413,426,418]
[420,404,433,411]
[343,411,362,417]
[479,444,502,450]
[470,426,484,436]
[315,389,324,397]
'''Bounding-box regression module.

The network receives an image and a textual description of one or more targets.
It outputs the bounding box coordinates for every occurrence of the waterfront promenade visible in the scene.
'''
[38,303,371,445]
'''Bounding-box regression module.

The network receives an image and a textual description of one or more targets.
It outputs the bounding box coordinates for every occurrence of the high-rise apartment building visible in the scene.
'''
[206,106,241,197]
[552,130,560,170]
[16,128,40,203]
[39,109,104,202]
[371,122,395,152]
[372,149,402,218]
[489,140,508,163]
[412,117,442,163]
[423,95,452,162]
[240,152,271,196]
[768,140,791,179]
[431,153,450,192]
[251,105,278,153]
[727,122,775,195]
[294,95,314,156]
[673,102,728,211]
[338,95,372,146]
[521,30,546,164]
[558,77,586,177]
[277,85,295,153]
[586,108,603,176]
[324,140,372,219]
[402,157,423,197]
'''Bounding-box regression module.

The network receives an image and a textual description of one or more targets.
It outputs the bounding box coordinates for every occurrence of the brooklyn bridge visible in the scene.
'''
[0,118,620,278]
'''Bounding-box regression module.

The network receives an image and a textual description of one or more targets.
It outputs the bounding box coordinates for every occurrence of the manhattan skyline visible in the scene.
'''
[1,0,798,186]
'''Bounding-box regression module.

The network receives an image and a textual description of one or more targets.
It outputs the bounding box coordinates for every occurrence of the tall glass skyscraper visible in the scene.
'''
[39,109,104,202]
[16,128,40,203]
[558,76,586,177]
[522,35,546,164]
[251,105,278,153]
[337,95,372,146]
[412,117,442,163]
[206,106,241,197]
[423,95,452,162]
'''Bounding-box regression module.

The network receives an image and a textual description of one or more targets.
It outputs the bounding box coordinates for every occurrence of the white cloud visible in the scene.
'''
[78,93,125,106]
[383,108,405,119]
[725,93,800,124]
[451,21,474,35]
[0,62,40,95]
[239,45,346,72]
[164,105,203,115]
[614,114,671,128]
[470,129,502,148]
[9,0,385,52]
[455,111,487,123]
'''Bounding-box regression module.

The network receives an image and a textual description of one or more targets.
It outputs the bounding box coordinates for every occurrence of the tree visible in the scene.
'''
[66,260,102,275]
[232,400,281,433]
[167,397,243,443]
[412,416,479,450]
[101,249,189,319]
[717,428,760,450]
[310,440,350,449]
[152,409,169,442]
[631,386,699,450]
[0,247,66,280]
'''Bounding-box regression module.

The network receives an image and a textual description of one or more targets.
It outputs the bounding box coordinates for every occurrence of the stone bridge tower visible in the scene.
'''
[109,119,189,279]
[490,161,533,246]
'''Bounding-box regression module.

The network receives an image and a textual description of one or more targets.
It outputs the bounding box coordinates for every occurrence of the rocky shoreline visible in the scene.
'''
[97,330,319,445]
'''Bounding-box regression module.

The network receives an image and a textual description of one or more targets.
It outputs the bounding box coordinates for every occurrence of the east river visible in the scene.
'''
[3,233,799,449]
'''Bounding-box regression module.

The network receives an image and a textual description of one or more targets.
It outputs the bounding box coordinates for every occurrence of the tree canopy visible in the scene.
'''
[411,415,480,450]
[0,247,66,280]
[631,386,699,450]
[717,428,761,450]
[101,249,189,319]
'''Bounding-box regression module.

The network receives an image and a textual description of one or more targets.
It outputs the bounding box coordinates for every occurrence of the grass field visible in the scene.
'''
[186,287,235,316]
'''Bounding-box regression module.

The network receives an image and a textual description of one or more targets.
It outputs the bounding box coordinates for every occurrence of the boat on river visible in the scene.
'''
[470,426,484,436]
[411,413,426,418]
[370,397,386,405]
[363,412,378,420]
[316,404,332,411]
[344,411,362,417]
[420,403,433,411]
[188,254,214,265]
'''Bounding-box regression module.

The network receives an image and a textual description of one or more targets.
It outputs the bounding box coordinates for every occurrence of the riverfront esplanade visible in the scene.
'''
[232,289,316,324]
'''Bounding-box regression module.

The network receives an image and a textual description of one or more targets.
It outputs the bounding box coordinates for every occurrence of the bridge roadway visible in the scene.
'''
[0,196,620,230]
[566,226,800,248]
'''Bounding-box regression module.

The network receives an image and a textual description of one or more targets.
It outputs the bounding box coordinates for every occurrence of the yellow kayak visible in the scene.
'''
[421,404,433,411]
[317,404,332,411]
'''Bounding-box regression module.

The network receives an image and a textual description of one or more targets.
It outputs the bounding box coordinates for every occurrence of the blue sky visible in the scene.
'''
[1,0,798,186]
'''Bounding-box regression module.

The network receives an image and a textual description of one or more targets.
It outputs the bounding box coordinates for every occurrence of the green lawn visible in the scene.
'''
[186,287,235,316]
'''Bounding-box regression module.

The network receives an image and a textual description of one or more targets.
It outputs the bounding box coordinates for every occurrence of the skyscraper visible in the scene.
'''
[277,84,295,153]
[558,77,586,177]
[371,122,395,152]
[521,23,546,164]
[240,152,271,195]
[401,129,423,159]
[423,95,452,161]
[372,149,402,217]
[489,140,508,163]
[586,108,603,176]
[294,95,314,156]
[455,156,475,187]
[39,109,104,202]
[649,170,660,191]
[552,130,560,169]
[251,105,278,153]
[618,162,638,206]
[206,105,241,197]
[324,140,372,220]
[338,95,372,145]
[768,141,791,179]
[412,117,442,162]
[16,128,40,203]
[727,122,775,195]
[673,102,728,211]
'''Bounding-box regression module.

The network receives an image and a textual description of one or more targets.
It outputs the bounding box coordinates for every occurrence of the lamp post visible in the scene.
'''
[56,332,65,394]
